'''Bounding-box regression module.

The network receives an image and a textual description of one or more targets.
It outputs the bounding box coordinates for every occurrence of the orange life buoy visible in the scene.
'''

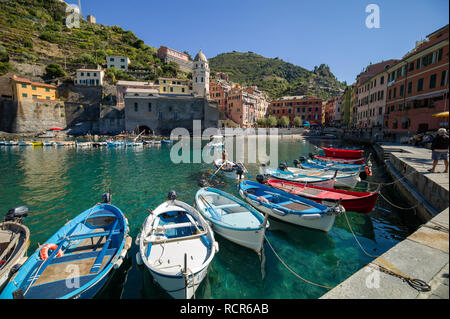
[364,165,372,177]
[39,243,63,260]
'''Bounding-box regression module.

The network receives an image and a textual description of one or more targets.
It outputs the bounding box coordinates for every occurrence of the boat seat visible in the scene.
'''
[212,203,240,210]
[67,230,121,242]
[156,222,195,231]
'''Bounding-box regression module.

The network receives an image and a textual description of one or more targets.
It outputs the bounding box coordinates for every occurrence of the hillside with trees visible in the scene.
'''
[209,51,346,99]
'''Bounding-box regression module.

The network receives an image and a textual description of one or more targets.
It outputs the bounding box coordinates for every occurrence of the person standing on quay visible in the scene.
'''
[428,128,449,173]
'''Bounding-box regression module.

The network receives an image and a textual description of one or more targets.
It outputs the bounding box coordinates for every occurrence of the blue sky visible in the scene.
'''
[73,0,448,84]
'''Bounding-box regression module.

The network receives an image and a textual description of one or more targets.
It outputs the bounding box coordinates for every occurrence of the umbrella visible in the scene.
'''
[432,111,449,118]
[50,127,63,131]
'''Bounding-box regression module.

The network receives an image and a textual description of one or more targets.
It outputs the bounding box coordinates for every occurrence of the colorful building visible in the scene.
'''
[11,75,58,101]
[269,96,323,125]
[75,68,104,87]
[116,80,159,107]
[385,24,449,133]
[157,46,193,73]
[157,77,192,95]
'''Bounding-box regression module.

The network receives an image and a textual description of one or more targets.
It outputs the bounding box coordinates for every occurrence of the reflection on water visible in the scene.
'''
[0,137,419,299]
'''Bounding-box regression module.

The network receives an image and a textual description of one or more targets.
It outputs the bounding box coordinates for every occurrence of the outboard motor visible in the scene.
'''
[236,167,244,179]
[259,163,267,175]
[168,190,178,201]
[359,169,368,180]
[299,156,307,163]
[293,159,300,167]
[308,152,315,160]
[102,192,112,204]
[256,174,266,184]
[4,206,29,223]
[279,162,288,171]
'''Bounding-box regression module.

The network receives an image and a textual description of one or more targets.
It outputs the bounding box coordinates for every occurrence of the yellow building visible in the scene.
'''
[11,75,59,101]
[157,77,192,95]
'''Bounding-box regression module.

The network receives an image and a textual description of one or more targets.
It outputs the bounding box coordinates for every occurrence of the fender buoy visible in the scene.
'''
[365,165,372,177]
[40,243,63,260]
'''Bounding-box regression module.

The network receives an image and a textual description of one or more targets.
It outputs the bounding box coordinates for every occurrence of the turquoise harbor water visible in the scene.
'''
[0,138,420,299]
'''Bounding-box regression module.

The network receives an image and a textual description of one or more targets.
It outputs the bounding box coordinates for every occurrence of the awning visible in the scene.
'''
[405,89,448,102]
[432,111,449,118]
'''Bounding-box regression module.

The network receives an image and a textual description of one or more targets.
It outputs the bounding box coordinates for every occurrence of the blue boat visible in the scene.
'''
[195,187,269,253]
[107,141,125,148]
[294,158,364,173]
[0,195,131,299]
[161,139,172,144]
[238,180,344,232]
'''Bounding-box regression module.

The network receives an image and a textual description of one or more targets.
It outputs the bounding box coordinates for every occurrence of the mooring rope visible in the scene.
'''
[378,191,420,211]
[264,235,334,289]
[342,210,379,258]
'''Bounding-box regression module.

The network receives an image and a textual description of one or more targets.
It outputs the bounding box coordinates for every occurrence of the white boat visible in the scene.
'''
[43,142,54,146]
[239,181,344,232]
[213,158,246,180]
[76,142,92,148]
[281,165,361,188]
[136,191,218,299]
[260,165,337,188]
[195,187,269,254]
[0,206,30,290]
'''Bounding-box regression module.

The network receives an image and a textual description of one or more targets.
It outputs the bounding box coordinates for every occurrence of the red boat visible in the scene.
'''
[314,155,366,165]
[263,179,379,214]
[322,147,364,159]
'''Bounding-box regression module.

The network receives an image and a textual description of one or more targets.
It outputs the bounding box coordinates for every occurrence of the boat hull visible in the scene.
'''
[322,147,363,159]
[145,264,209,299]
[265,180,378,214]
[242,195,335,232]
[314,155,365,165]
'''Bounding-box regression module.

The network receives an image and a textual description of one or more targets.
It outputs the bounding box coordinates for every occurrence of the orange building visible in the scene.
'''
[385,24,449,133]
[269,96,323,125]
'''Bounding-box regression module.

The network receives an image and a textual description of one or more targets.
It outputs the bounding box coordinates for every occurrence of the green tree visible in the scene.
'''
[0,46,9,62]
[257,117,267,127]
[267,115,278,127]
[293,116,302,127]
[45,63,66,79]
[278,116,290,127]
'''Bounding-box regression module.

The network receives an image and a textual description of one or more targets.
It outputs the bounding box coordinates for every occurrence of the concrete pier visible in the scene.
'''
[321,143,449,299]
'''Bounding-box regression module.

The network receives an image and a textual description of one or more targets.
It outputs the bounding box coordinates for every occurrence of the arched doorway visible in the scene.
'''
[137,125,153,135]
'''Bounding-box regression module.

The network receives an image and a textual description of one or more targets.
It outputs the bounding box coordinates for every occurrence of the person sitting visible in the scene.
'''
[428,128,449,173]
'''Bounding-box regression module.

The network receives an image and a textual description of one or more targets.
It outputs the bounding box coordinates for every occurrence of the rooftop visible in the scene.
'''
[11,75,56,89]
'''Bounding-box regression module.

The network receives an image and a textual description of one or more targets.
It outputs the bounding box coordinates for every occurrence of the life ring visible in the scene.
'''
[364,165,372,177]
[39,243,63,260]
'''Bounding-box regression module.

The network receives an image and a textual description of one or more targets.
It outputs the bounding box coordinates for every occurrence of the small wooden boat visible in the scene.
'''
[76,142,92,148]
[314,155,366,165]
[0,207,30,291]
[195,187,269,254]
[260,164,337,188]
[322,147,363,159]
[238,181,344,232]
[262,178,379,214]
[5,141,18,146]
[18,141,33,147]
[32,142,43,147]
[161,139,172,144]
[0,194,131,299]
[278,164,362,188]
[43,142,54,147]
[136,191,218,299]
[295,158,364,173]
[213,158,246,180]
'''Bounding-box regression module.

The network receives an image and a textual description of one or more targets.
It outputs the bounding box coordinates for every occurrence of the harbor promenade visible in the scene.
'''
[321,144,449,299]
